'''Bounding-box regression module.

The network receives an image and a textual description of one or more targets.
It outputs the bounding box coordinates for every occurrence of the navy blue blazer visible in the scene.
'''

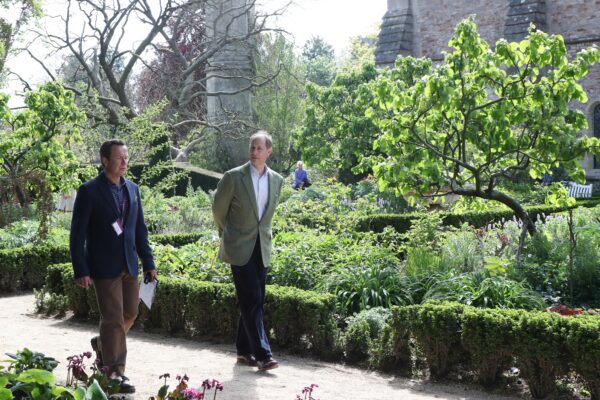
[70,171,155,279]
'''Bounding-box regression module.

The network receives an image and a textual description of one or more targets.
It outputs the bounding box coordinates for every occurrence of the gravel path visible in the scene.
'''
[0,293,521,400]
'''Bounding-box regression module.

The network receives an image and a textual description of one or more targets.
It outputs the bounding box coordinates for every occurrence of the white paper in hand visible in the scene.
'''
[139,279,158,310]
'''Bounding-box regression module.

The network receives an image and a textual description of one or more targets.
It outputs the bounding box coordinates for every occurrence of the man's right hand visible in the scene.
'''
[75,276,92,289]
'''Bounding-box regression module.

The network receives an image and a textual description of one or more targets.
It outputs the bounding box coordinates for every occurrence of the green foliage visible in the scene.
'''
[0,244,69,291]
[0,0,42,81]
[513,312,571,398]
[302,36,336,87]
[355,198,600,234]
[4,349,58,374]
[140,185,213,234]
[47,265,337,356]
[253,33,306,171]
[298,62,381,181]
[406,302,467,378]
[566,316,600,399]
[422,271,545,310]
[34,288,69,317]
[342,319,371,362]
[367,18,600,233]
[0,82,93,240]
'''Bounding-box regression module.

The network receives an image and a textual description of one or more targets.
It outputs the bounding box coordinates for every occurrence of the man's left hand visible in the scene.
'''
[144,269,158,282]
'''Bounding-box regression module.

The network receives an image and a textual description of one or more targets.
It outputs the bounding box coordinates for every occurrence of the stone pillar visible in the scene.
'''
[375,0,414,68]
[206,0,255,169]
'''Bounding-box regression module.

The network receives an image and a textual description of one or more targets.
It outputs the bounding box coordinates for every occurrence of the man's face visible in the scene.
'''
[102,145,129,178]
[249,137,272,168]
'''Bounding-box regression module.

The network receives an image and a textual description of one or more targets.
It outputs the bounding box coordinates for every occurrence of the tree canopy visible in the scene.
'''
[0,81,90,238]
[366,18,600,234]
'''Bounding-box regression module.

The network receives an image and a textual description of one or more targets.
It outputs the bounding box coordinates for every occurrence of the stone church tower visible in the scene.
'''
[376,0,600,181]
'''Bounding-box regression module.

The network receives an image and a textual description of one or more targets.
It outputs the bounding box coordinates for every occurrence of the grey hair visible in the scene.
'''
[249,130,272,149]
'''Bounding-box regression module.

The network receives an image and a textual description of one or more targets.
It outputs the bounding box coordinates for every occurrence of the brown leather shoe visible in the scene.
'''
[236,354,258,367]
[257,358,279,371]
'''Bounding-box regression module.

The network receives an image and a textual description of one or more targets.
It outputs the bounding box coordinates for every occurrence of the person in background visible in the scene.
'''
[212,131,284,371]
[70,139,157,393]
[292,161,310,190]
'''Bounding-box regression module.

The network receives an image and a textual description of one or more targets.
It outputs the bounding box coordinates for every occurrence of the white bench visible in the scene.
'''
[566,182,593,198]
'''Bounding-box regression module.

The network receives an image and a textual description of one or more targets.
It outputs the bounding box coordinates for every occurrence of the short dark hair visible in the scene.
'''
[100,139,126,163]
[249,130,272,149]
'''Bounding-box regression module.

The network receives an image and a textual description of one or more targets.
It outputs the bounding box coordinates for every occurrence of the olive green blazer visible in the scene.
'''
[212,162,284,266]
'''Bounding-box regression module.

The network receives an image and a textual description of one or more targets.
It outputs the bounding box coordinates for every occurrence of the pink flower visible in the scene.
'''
[182,388,204,400]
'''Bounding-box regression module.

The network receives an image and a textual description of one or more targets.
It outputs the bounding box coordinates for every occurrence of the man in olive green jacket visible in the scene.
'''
[212,131,284,371]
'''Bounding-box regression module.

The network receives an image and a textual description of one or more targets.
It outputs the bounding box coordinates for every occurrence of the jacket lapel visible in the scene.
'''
[123,180,134,225]
[241,162,259,221]
[97,173,119,219]
[265,169,277,218]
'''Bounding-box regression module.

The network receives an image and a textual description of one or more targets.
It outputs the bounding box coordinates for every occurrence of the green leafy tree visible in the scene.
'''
[0,0,41,83]
[0,81,91,239]
[253,33,306,172]
[366,18,600,235]
[298,58,431,183]
[299,62,379,182]
[302,36,336,87]
[338,32,378,71]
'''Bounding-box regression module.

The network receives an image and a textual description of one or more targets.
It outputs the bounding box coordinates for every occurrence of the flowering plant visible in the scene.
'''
[151,373,224,400]
[546,305,584,316]
[66,351,121,395]
[295,384,319,400]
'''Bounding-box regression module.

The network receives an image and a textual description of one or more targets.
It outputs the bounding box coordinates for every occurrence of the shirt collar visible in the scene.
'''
[250,164,269,178]
[100,171,125,188]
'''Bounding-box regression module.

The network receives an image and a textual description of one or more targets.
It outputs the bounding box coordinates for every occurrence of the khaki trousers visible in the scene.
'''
[93,272,139,376]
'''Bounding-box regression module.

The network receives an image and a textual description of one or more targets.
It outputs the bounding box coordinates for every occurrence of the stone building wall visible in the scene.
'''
[376,0,600,180]
[415,0,508,60]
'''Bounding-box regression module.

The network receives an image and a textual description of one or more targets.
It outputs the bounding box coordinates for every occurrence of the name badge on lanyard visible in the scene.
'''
[112,189,126,236]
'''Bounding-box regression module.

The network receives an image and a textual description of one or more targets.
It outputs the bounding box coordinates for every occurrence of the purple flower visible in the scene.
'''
[182,388,204,400]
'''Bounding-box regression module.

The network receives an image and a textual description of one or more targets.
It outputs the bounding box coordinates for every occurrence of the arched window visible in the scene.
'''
[595,104,600,169]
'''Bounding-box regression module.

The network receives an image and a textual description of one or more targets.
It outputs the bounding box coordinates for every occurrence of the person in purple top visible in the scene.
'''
[292,161,310,190]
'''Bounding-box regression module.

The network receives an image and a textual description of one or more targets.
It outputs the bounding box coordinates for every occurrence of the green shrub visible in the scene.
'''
[0,244,69,291]
[408,302,467,378]
[355,199,600,234]
[343,319,371,362]
[566,316,600,399]
[343,307,393,363]
[47,266,337,356]
[513,311,571,399]
[461,308,519,387]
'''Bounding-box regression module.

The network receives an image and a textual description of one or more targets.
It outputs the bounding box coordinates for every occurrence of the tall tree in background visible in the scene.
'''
[367,19,600,236]
[302,35,336,87]
[338,32,377,71]
[27,0,285,163]
[0,0,41,83]
[253,32,305,172]
[298,62,387,183]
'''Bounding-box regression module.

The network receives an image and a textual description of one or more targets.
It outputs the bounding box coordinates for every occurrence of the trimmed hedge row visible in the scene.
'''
[380,302,600,399]
[356,198,600,233]
[0,233,206,292]
[46,263,337,355]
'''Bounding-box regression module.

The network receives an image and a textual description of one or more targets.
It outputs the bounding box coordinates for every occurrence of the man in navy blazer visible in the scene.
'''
[70,139,157,393]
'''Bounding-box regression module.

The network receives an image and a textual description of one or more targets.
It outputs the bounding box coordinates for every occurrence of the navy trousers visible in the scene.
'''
[230,238,272,361]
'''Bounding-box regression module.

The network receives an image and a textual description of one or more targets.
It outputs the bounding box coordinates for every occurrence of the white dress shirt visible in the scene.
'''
[250,164,269,220]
